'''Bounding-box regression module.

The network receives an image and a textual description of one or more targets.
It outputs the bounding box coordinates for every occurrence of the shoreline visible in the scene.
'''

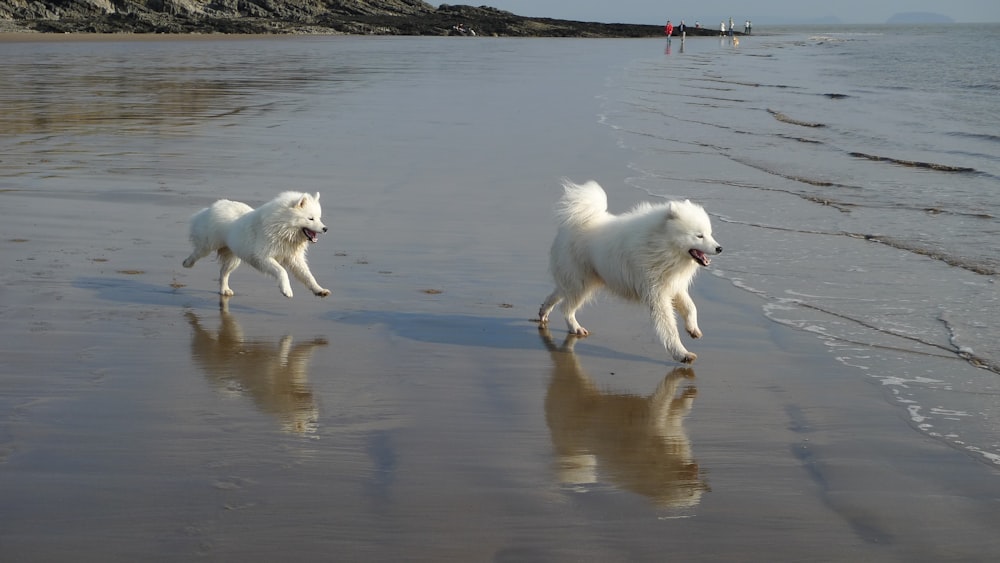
[0,30,739,41]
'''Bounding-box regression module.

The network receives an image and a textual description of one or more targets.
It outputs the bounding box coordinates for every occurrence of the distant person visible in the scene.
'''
[720,21,726,36]
[747,20,752,35]
[695,21,700,28]
[745,20,750,34]
[679,20,686,35]
[664,20,673,37]
[729,16,735,36]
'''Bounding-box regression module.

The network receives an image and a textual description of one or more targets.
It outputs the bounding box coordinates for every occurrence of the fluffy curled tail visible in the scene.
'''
[555,179,609,228]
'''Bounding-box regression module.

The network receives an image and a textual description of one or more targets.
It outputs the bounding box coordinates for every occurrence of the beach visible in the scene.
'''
[2,33,999,561]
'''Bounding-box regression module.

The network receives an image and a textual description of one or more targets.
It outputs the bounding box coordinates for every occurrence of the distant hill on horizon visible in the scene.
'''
[886,12,954,24]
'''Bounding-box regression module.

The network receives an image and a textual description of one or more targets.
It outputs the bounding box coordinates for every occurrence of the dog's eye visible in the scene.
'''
[696,234,704,239]
[309,217,314,221]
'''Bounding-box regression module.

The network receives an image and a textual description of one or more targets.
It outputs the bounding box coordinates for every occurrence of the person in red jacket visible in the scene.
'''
[665,20,673,37]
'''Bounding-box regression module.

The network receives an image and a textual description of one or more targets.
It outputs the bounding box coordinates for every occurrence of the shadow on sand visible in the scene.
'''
[73,276,273,314]
[330,309,662,365]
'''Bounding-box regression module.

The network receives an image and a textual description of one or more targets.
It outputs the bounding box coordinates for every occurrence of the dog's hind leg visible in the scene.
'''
[560,287,595,337]
[673,290,702,339]
[287,256,330,297]
[217,249,240,297]
[538,290,563,326]
[650,298,697,364]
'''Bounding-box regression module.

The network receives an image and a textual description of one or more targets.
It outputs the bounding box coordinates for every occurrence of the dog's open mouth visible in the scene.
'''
[689,249,711,267]
[303,228,319,243]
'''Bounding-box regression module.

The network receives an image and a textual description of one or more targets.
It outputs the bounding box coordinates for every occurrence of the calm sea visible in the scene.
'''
[607,23,1000,463]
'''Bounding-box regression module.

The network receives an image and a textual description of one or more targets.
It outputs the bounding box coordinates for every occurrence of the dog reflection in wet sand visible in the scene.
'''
[541,329,708,508]
[185,308,325,434]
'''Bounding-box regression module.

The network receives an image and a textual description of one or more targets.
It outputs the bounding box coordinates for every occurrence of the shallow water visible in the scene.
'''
[1,32,999,560]
[604,24,1000,465]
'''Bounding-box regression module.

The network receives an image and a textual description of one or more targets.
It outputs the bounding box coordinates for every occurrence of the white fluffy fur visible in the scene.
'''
[183,191,330,299]
[538,180,722,363]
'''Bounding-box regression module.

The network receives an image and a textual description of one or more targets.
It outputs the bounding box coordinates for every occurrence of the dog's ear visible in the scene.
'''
[314,192,321,202]
[296,194,309,208]
[664,201,679,221]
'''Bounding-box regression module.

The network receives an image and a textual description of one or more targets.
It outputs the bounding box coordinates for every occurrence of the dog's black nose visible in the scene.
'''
[716,246,723,254]
[322,227,328,233]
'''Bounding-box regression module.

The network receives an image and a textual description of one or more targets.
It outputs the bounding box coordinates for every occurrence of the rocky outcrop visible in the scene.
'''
[0,1,667,37]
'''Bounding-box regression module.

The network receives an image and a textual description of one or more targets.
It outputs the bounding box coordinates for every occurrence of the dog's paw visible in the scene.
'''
[538,305,552,324]
[678,352,698,364]
[220,288,234,297]
[571,327,590,337]
[182,258,195,268]
[314,288,331,297]
[687,327,703,339]
[281,288,294,298]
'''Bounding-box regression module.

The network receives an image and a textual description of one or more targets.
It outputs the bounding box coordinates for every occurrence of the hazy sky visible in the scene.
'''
[478,1,999,25]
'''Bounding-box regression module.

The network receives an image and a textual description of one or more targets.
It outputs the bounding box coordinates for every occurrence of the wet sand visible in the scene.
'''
[2,176,999,561]
[2,35,999,561]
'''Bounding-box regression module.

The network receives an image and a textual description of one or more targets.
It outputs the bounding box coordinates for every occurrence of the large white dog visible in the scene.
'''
[538,180,722,364]
[183,191,330,299]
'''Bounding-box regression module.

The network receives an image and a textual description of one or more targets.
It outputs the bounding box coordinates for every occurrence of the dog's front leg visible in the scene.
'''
[650,298,697,364]
[673,290,702,339]
[262,257,294,298]
[288,256,330,297]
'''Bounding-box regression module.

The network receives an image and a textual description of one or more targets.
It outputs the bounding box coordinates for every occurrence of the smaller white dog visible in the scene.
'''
[183,191,330,299]
[538,180,722,364]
